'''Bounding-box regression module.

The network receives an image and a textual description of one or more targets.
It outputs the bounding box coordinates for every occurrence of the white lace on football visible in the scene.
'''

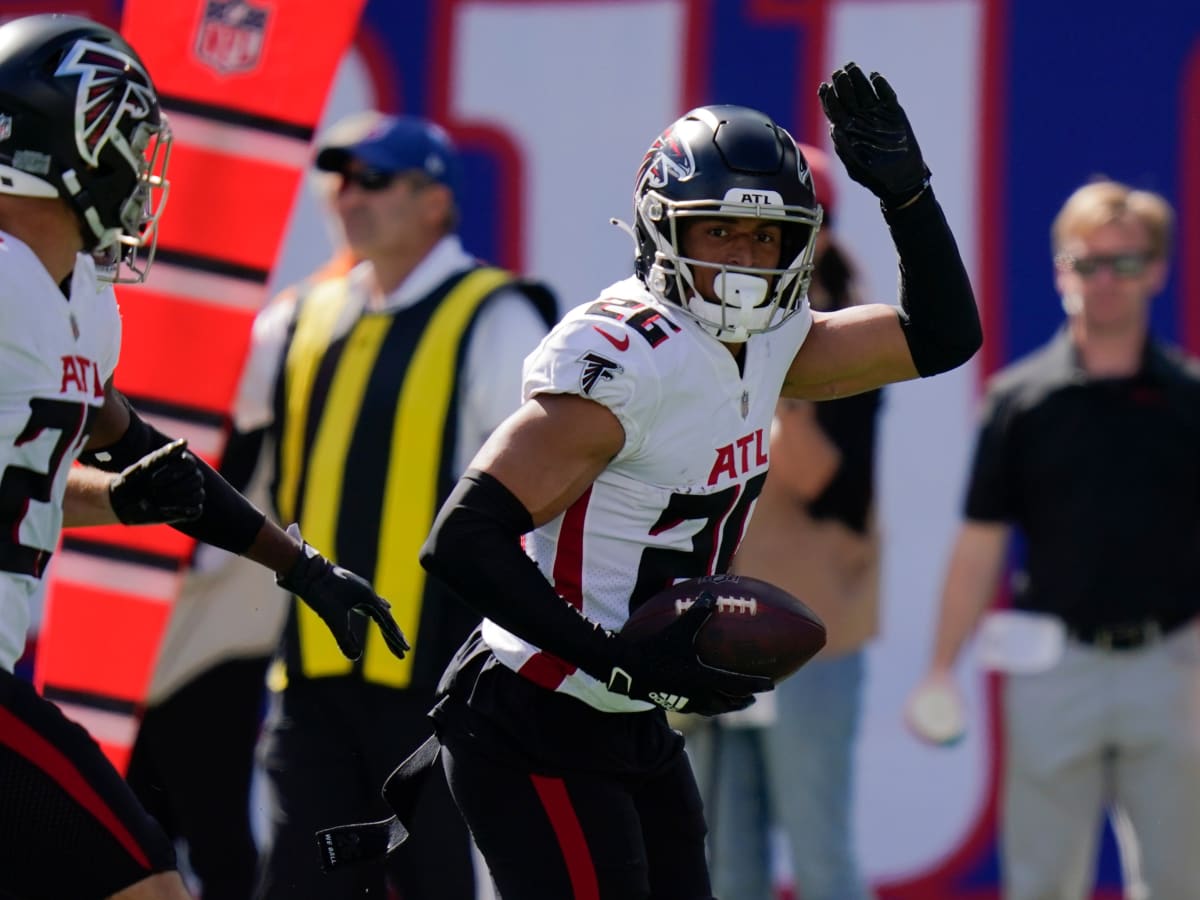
[674,595,759,616]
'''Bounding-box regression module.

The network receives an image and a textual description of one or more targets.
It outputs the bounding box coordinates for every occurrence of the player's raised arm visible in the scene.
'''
[782,62,981,400]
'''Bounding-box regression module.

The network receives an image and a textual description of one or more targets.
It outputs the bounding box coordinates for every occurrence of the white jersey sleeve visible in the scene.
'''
[522,281,666,457]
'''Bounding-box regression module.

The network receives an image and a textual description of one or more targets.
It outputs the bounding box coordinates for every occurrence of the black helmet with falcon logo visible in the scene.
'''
[619,105,822,342]
[0,13,171,282]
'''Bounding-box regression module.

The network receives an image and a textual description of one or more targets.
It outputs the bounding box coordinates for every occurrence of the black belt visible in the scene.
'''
[1068,615,1192,651]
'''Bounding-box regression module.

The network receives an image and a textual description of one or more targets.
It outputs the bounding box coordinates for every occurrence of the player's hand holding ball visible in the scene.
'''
[605,593,772,716]
[608,575,827,716]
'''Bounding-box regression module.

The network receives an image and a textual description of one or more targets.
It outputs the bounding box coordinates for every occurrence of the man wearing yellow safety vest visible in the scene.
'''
[231,115,556,900]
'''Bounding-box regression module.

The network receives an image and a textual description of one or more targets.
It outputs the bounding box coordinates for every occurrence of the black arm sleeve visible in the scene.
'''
[419,469,617,680]
[884,187,982,377]
[78,400,266,555]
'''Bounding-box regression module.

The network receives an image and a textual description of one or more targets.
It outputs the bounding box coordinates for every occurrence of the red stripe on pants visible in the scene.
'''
[0,705,150,870]
[529,773,599,900]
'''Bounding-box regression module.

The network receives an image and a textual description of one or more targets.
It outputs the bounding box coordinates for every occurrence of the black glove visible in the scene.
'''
[109,438,205,525]
[818,61,930,209]
[276,523,411,661]
[606,594,773,716]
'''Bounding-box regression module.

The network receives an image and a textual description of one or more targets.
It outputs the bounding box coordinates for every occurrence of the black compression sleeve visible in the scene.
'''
[884,188,982,377]
[175,458,266,554]
[419,469,617,680]
[80,402,265,555]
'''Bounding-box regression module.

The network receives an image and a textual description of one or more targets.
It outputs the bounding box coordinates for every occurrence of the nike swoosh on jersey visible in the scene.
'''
[593,326,630,351]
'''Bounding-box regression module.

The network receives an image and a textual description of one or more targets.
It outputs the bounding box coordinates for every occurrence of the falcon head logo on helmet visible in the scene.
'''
[56,39,158,172]
[638,130,696,192]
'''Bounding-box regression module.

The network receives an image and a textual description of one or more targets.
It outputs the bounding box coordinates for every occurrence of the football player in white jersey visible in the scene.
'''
[0,14,408,900]
[407,66,981,899]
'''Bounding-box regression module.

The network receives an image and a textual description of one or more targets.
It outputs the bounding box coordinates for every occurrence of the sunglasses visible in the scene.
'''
[339,168,399,192]
[1060,252,1152,278]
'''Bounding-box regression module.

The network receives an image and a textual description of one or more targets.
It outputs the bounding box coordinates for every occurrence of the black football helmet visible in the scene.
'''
[624,105,822,341]
[0,14,171,282]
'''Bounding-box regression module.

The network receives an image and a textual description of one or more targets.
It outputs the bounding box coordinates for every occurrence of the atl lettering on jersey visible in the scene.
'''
[60,355,105,398]
[708,428,767,486]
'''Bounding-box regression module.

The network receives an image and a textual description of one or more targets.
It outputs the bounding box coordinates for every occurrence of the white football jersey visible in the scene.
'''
[0,234,120,672]
[482,276,812,711]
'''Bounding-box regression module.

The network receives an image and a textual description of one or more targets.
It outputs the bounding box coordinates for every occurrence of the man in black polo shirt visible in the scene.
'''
[906,179,1200,899]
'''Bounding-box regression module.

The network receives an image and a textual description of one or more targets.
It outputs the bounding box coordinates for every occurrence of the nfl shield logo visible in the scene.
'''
[194,0,269,74]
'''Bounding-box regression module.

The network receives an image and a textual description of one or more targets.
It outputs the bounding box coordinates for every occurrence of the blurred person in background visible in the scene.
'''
[907,179,1200,900]
[234,112,557,899]
[688,143,882,900]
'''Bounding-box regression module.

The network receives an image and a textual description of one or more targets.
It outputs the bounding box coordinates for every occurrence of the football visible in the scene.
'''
[620,574,826,682]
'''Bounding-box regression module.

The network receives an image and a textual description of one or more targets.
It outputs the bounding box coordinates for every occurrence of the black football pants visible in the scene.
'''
[435,654,715,900]
[0,668,176,900]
